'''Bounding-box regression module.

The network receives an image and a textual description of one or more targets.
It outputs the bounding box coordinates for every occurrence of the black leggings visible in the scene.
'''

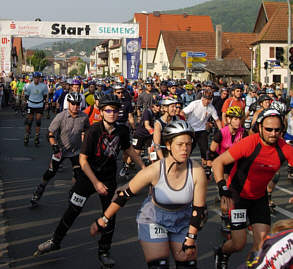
[43,155,80,182]
[191,130,208,160]
[53,172,117,251]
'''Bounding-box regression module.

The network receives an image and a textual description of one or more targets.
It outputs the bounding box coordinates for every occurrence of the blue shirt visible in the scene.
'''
[25,82,48,108]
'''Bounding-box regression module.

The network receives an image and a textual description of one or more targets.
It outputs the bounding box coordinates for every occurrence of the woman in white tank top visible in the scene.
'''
[90,120,207,268]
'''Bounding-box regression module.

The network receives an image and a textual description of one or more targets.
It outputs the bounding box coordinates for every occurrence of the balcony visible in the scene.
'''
[98,51,109,59]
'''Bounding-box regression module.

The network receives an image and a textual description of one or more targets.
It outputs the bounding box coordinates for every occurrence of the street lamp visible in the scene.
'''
[249,47,253,83]
[287,0,292,96]
[141,11,149,79]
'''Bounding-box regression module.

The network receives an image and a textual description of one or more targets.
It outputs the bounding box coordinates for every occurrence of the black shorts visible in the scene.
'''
[230,194,271,230]
[27,107,44,114]
[132,135,152,150]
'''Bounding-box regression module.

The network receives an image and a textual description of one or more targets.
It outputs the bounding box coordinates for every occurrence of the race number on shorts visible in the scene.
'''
[149,224,168,239]
[70,192,86,207]
[231,209,247,223]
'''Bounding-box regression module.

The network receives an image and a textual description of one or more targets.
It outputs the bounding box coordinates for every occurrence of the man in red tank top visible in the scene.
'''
[212,109,293,269]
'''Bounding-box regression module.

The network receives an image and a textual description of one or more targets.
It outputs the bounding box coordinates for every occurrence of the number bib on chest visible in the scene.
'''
[149,224,168,239]
[231,209,247,223]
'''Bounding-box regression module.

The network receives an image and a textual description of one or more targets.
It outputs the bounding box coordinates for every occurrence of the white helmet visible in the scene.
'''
[162,120,194,141]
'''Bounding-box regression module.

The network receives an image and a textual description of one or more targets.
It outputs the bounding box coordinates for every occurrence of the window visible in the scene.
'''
[269,47,275,58]
[273,74,281,83]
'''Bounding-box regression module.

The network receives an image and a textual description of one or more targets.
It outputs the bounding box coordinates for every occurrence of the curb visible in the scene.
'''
[0,178,9,269]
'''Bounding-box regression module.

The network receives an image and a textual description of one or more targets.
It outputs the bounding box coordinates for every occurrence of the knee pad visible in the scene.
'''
[25,118,33,127]
[36,119,42,127]
[148,258,169,269]
[176,260,197,269]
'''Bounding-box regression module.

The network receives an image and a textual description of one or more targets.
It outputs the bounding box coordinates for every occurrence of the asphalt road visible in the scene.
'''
[0,107,292,269]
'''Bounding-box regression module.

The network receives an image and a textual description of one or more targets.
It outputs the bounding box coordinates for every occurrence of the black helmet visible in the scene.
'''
[151,95,162,106]
[98,94,121,109]
[162,120,194,142]
[94,91,104,101]
[67,92,82,104]
[258,94,271,104]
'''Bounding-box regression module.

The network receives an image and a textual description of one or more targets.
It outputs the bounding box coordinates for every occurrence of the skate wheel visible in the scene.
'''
[33,249,42,256]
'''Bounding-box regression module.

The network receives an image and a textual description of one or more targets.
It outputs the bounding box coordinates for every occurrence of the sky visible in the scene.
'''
[1,0,200,48]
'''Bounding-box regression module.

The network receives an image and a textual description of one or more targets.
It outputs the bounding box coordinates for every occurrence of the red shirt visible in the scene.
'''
[227,134,293,199]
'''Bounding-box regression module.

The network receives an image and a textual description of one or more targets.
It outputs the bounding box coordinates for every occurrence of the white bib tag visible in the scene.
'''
[231,209,247,223]
[150,152,157,161]
[132,138,138,146]
[149,224,168,239]
[70,192,86,207]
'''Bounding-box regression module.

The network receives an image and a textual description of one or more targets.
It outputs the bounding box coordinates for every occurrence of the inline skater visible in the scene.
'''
[63,79,86,111]
[132,96,161,164]
[181,88,222,167]
[153,97,178,160]
[30,92,90,207]
[82,91,103,125]
[207,106,247,234]
[23,72,48,146]
[212,108,293,269]
[90,120,207,269]
[284,102,293,181]
[222,85,245,127]
[33,94,145,268]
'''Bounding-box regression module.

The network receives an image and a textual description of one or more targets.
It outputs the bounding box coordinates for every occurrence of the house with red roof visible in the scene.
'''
[133,12,214,79]
[152,27,256,81]
[251,1,293,87]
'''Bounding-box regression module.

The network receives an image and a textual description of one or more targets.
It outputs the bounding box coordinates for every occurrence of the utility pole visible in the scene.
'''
[288,0,292,96]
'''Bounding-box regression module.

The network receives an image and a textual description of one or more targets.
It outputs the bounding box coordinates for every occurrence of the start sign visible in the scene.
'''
[0,20,139,39]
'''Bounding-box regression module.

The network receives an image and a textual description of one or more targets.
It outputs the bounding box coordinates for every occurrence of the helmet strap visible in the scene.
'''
[167,142,183,174]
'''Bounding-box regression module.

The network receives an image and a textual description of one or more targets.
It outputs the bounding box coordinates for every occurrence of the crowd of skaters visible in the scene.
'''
[1,70,293,268]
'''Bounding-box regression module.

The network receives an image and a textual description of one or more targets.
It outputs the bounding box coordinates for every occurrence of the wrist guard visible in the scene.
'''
[52,144,60,154]
[206,149,219,161]
[217,179,232,198]
[181,238,196,252]
[95,219,106,233]
[204,166,212,178]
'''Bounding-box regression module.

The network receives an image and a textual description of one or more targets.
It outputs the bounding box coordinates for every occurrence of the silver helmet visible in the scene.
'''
[162,120,194,141]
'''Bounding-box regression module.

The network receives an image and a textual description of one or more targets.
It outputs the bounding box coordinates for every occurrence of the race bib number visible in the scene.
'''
[132,138,138,146]
[70,192,86,207]
[231,209,247,223]
[150,152,157,161]
[149,224,168,239]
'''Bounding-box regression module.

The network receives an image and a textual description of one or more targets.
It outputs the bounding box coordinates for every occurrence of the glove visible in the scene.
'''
[181,238,196,252]
[217,179,232,198]
[52,144,60,154]
[204,166,212,179]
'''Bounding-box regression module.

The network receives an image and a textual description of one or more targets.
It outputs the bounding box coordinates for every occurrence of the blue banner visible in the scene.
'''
[126,37,141,79]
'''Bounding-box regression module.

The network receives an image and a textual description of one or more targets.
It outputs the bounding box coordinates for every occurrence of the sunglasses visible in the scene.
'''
[176,106,182,109]
[69,101,81,106]
[263,127,281,133]
[104,109,119,114]
[115,91,124,95]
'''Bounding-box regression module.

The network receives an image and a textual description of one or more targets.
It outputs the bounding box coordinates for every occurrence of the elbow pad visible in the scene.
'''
[206,149,219,161]
[189,205,208,231]
[112,187,135,207]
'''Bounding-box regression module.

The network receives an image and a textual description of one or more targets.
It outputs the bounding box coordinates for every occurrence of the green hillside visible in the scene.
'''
[164,0,287,32]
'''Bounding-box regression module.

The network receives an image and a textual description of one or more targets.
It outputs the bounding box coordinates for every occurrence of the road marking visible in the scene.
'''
[276,185,293,195]
[2,138,20,141]
[275,206,293,218]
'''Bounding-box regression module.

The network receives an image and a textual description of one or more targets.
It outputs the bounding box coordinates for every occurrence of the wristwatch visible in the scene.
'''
[102,215,109,225]
[186,233,197,240]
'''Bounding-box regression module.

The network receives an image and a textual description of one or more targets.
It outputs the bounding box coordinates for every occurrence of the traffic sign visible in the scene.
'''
[187,51,207,57]
[192,57,207,62]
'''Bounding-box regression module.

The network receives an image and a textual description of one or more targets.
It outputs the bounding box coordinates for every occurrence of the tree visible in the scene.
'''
[69,68,79,77]
[31,50,48,71]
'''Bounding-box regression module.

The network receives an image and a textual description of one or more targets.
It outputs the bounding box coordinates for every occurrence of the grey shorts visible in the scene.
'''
[136,196,192,243]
